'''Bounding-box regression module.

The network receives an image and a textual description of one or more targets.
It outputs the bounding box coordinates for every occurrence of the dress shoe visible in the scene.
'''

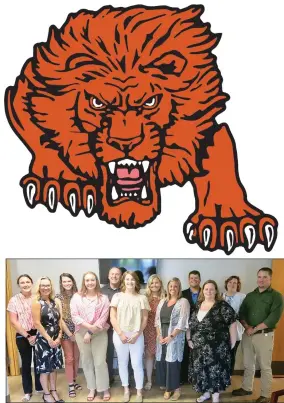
[232,388,253,396]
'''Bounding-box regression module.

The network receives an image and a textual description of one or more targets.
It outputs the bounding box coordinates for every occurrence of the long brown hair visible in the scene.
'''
[224,275,241,292]
[120,271,140,294]
[79,271,101,296]
[198,280,223,303]
[59,273,78,320]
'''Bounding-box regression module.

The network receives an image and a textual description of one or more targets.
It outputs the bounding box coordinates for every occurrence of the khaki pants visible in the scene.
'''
[75,329,109,392]
[241,332,274,398]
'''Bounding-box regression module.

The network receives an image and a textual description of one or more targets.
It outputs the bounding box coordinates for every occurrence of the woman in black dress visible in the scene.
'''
[32,277,64,403]
[187,280,237,403]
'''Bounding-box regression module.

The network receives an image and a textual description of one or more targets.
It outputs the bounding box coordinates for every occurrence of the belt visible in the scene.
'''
[253,328,273,335]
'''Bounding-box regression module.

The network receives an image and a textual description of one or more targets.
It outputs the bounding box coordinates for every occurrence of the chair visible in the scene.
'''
[270,389,284,403]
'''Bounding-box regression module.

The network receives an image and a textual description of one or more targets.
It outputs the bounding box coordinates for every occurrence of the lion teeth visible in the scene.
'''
[108,161,116,174]
[141,186,147,199]
[142,161,149,172]
[118,158,137,166]
[111,186,118,200]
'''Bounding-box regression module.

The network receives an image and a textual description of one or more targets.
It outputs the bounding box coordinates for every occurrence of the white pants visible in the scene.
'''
[113,331,144,390]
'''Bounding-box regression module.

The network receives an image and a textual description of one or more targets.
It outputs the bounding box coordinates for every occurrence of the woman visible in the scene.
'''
[155,277,190,401]
[32,276,64,403]
[55,273,81,398]
[144,274,165,391]
[187,280,237,403]
[222,275,246,374]
[7,274,42,402]
[110,271,150,403]
[70,271,110,402]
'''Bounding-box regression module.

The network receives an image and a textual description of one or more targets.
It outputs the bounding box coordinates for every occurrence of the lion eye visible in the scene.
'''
[91,97,105,109]
[143,96,158,109]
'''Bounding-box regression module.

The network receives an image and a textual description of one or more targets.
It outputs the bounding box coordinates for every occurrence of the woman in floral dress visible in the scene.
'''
[187,280,237,403]
[144,275,165,391]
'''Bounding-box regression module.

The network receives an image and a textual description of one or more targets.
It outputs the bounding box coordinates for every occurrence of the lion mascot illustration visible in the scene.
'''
[4,5,278,254]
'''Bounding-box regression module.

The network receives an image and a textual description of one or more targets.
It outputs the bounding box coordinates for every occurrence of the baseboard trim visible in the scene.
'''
[234,362,284,377]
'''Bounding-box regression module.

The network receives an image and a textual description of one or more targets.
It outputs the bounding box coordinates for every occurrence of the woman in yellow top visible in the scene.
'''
[110,271,150,403]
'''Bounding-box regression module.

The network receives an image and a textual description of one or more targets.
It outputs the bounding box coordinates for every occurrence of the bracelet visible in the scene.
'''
[26,334,31,339]
[170,334,174,338]
[187,339,191,342]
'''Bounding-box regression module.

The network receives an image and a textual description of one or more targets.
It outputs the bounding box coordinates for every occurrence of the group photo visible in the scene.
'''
[6,259,284,403]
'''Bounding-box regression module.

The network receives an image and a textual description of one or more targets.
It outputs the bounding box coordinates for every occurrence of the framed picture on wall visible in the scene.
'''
[99,258,157,284]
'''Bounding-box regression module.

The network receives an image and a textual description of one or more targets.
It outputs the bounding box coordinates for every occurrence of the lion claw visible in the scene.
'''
[46,185,58,213]
[20,175,97,217]
[184,214,278,254]
[24,182,37,208]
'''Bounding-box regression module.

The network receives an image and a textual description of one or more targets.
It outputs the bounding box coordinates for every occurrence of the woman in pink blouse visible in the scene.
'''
[7,274,42,402]
[70,271,110,402]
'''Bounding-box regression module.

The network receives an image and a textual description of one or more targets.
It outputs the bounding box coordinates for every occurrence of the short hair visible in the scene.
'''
[188,270,201,280]
[120,271,140,294]
[258,267,273,277]
[17,274,33,285]
[119,267,127,275]
[34,276,55,301]
[224,275,241,292]
[166,277,182,301]
[198,280,222,303]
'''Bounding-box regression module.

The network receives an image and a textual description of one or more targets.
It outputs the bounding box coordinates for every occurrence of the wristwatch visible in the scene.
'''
[26,334,31,339]
[87,330,93,335]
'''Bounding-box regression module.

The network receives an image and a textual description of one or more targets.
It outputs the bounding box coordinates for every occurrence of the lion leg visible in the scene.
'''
[5,78,97,217]
[184,123,278,253]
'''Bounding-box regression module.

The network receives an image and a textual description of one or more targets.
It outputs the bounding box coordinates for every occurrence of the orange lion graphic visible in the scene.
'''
[4,5,278,254]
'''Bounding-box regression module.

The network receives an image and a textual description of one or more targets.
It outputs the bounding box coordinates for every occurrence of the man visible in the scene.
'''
[180,270,202,384]
[101,266,122,384]
[232,267,283,403]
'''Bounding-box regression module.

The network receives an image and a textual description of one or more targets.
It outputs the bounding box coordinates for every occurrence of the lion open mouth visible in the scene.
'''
[106,158,152,205]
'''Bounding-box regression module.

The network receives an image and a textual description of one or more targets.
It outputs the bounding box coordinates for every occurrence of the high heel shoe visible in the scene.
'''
[50,389,65,403]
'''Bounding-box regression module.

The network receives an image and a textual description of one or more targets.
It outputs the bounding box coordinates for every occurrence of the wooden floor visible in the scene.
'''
[8,373,284,402]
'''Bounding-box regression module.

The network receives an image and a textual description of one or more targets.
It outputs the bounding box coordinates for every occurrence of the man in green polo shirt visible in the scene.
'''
[232,267,283,403]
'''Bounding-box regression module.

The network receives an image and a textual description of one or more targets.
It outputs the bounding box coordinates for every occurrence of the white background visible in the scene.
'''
[1,0,284,396]
[0,0,283,259]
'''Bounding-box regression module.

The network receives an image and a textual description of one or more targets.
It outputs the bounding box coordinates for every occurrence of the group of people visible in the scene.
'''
[7,267,283,403]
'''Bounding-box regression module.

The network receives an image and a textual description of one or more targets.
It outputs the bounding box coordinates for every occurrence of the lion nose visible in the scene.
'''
[108,135,143,153]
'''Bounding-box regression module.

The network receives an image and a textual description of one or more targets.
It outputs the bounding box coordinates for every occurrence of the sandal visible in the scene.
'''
[164,391,172,400]
[144,381,152,391]
[22,394,32,402]
[123,390,130,403]
[74,382,82,391]
[68,384,76,398]
[171,390,181,401]
[42,393,54,403]
[50,389,65,403]
[103,390,111,401]
[87,390,96,402]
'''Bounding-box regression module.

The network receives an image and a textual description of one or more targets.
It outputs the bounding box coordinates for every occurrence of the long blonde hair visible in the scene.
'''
[166,277,182,301]
[145,274,165,300]
[33,276,55,301]
[79,271,101,296]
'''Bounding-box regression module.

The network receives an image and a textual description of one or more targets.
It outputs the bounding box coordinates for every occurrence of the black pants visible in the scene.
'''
[231,340,240,375]
[180,333,190,384]
[16,331,42,394]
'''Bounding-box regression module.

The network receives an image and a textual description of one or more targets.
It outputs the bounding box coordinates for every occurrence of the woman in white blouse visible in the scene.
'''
[222,275,246,374]
[110,271,150,403]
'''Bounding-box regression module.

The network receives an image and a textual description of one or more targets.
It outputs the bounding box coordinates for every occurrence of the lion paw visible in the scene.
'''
[183,214,278,254]
[21,175,97,217]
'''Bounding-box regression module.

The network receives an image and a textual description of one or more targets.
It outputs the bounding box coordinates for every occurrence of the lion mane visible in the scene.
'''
[6,5,229,228]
